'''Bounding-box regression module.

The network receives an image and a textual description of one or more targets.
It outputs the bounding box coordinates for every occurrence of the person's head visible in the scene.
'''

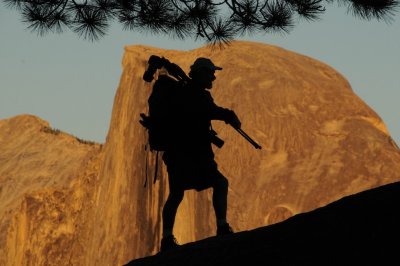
[189,57,222,89]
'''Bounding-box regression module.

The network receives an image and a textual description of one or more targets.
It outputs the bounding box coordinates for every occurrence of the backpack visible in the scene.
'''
[140,75,179,151]
[140,55,190,151]
[139,55,190,186]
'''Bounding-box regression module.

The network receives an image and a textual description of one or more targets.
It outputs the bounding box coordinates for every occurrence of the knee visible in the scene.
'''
[168,190,184,204]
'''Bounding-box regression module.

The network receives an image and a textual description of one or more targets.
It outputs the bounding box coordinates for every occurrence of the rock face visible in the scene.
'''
[0,115,103,266]
[88,41,400,264]
[1,41,400,266]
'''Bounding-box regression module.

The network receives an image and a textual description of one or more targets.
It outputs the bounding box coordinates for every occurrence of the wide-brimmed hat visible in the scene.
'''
[190,57,222,72]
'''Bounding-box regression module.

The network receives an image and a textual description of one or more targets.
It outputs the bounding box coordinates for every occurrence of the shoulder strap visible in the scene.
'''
[153,151,159,184]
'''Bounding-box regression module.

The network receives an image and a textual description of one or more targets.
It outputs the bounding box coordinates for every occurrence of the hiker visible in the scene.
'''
[160,57,241,252]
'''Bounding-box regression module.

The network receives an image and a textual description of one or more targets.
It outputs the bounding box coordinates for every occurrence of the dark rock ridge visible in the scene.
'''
[124,181,400,266]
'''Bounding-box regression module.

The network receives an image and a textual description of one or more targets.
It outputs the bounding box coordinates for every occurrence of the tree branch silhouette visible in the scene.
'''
[3,0,399,43]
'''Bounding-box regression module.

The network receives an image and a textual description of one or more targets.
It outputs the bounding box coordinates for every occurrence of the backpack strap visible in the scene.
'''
[153,150,159,184]
[144,148,161,187]
[144,143,149,187]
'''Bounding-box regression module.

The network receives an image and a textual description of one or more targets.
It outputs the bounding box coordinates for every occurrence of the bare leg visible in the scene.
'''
[212,176,229,226]
[162,190,184,237]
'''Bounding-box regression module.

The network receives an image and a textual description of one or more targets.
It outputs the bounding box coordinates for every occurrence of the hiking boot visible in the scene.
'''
[160,235,180,252]
[217,223,234,236]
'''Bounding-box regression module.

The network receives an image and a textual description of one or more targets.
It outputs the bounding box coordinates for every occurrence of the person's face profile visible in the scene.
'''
[194,68,216,89]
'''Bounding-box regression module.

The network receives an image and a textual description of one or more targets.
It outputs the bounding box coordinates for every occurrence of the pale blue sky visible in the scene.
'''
[1,5,399,145]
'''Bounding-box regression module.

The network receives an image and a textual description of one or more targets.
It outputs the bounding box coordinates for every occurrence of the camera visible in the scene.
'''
[209,129,224,148]
[143,55,166,82]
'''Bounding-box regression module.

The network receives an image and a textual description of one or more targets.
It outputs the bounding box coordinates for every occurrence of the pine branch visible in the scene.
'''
[348,0,398,22]
[70,1,109,41]
[3,0,399,44]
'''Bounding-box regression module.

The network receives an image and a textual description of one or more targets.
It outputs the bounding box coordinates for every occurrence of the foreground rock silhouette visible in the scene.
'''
[125,181,400,266]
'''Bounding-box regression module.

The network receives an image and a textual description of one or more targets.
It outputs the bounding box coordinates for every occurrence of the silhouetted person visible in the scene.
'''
[160,57,241,252]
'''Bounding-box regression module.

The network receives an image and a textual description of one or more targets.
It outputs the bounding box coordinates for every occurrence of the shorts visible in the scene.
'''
[162,150,226,193]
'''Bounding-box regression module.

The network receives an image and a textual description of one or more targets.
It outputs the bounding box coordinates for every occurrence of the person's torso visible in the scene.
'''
[167,83,215,151]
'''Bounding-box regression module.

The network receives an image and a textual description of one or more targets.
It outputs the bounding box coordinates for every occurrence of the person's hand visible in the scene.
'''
[226,110,241,129]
